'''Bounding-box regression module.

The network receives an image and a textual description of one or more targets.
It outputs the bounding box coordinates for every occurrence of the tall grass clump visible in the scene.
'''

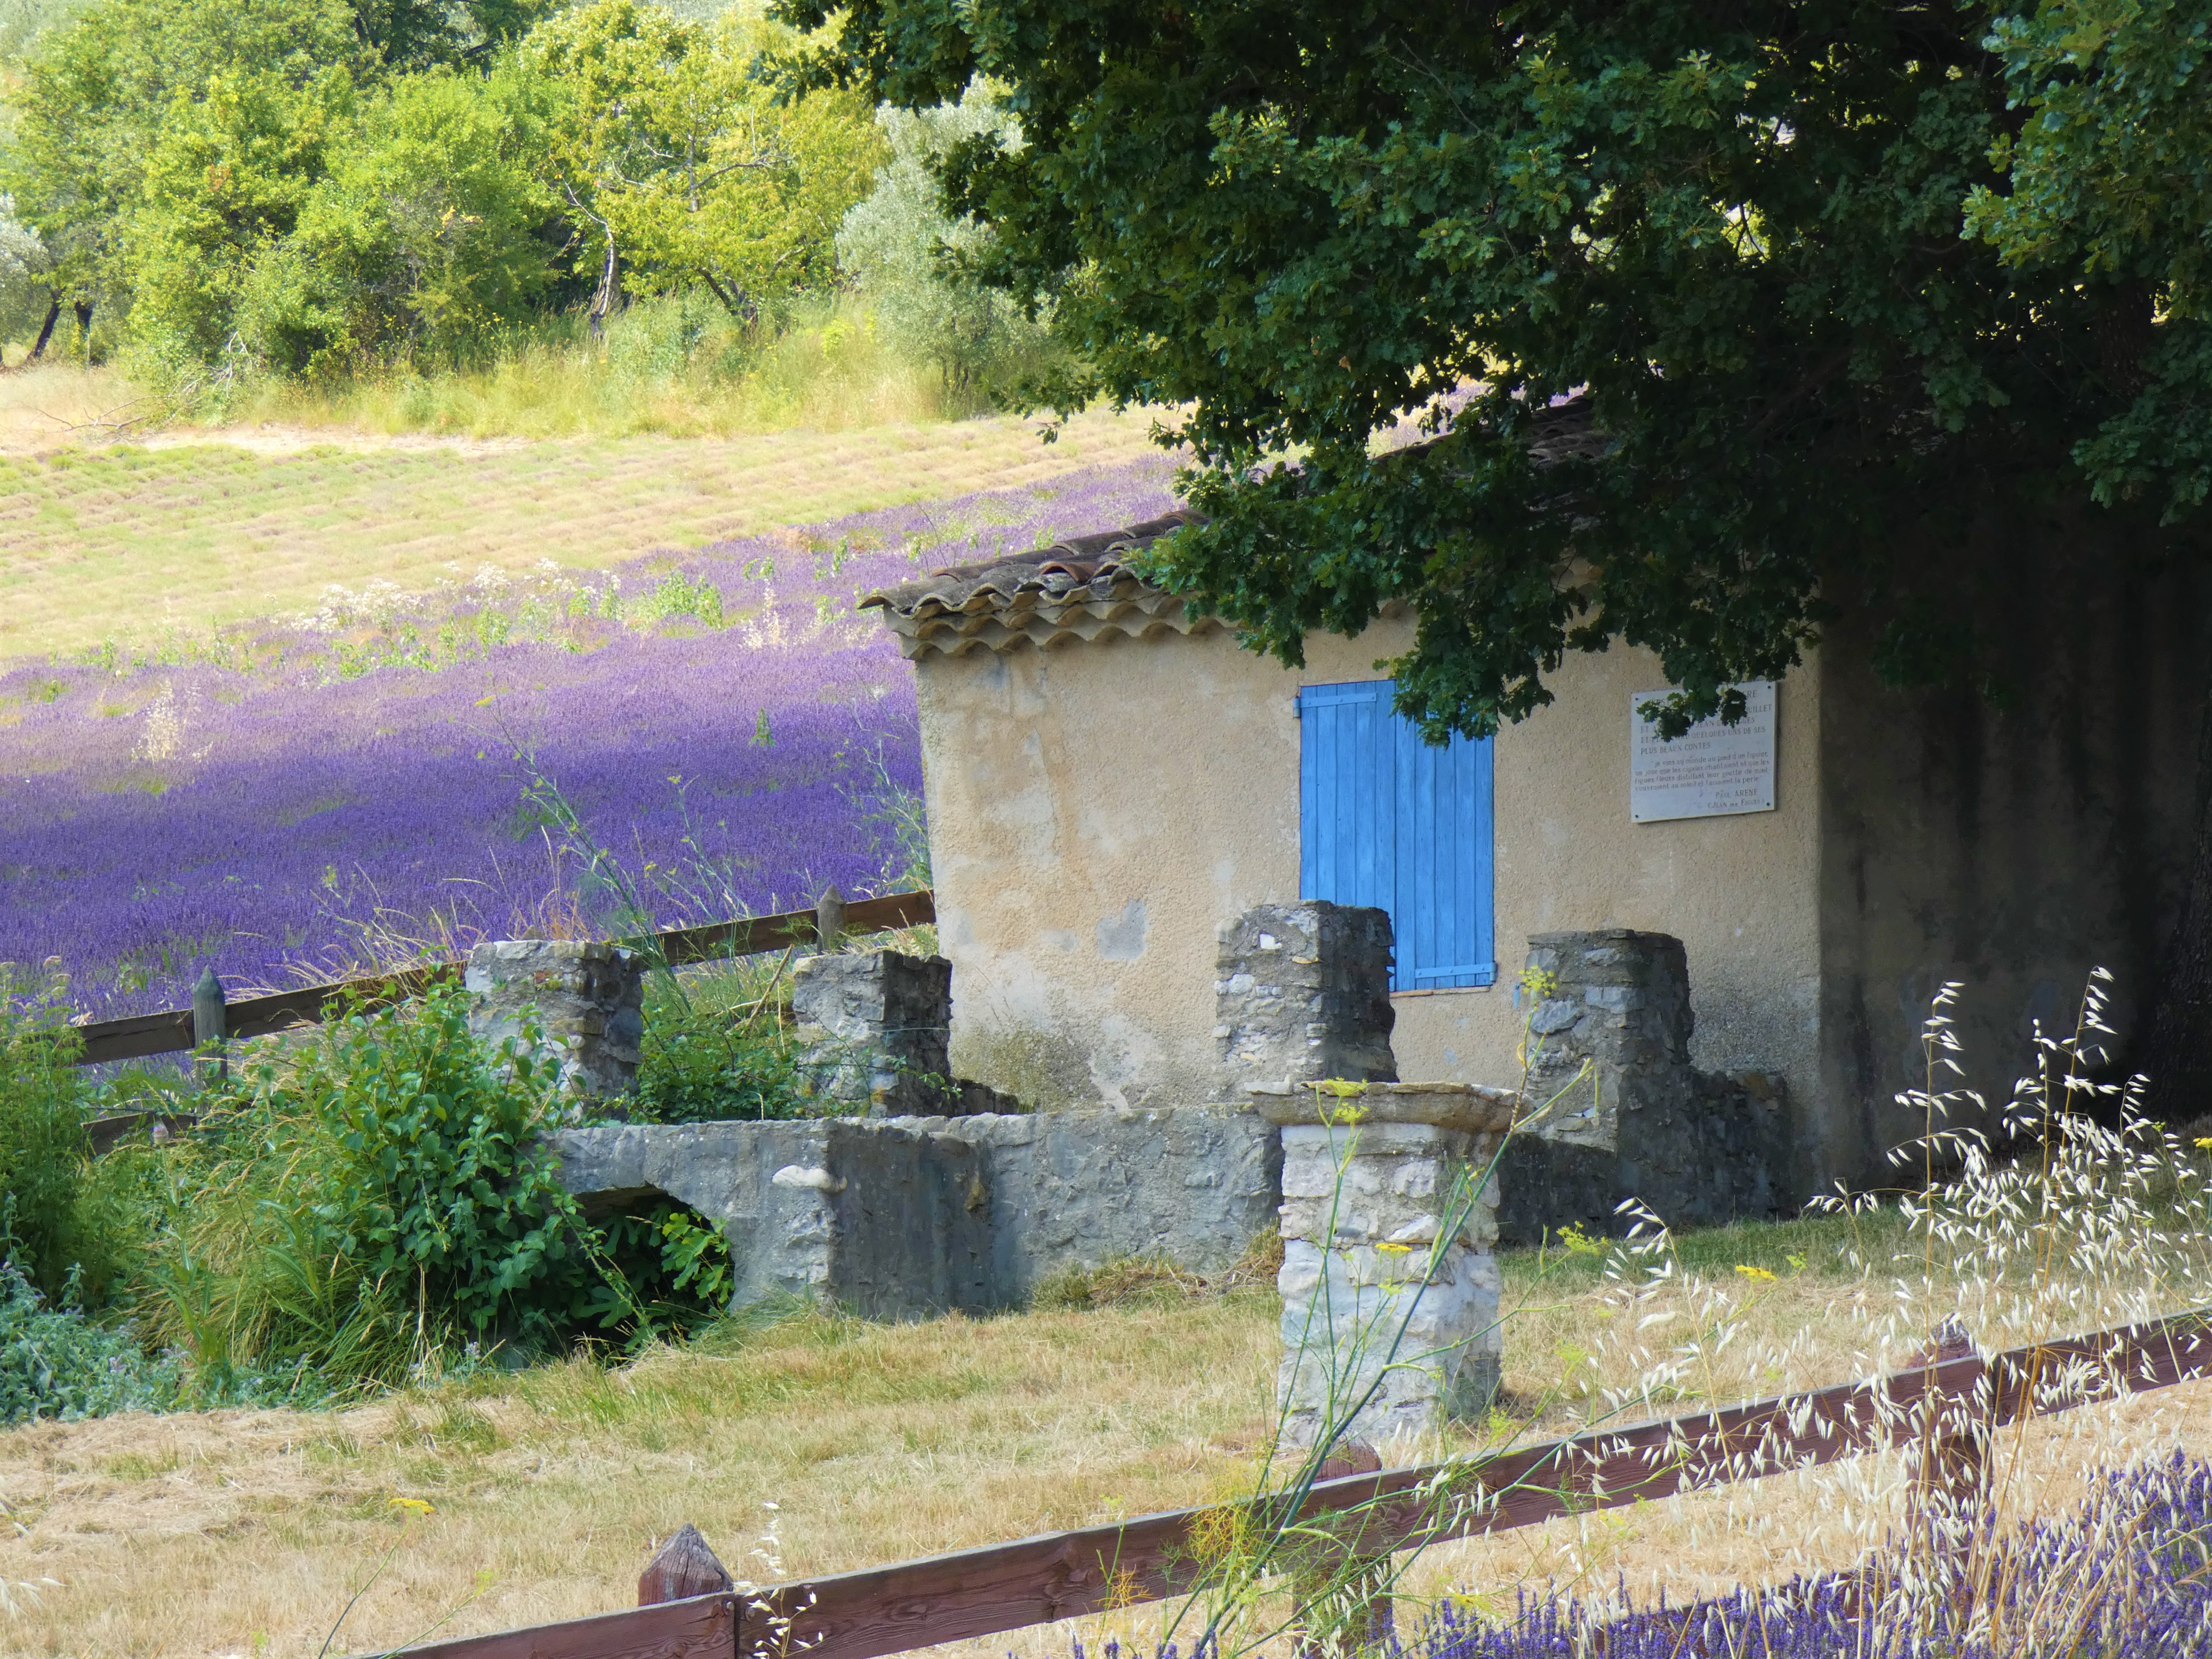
[216,290,1003,439]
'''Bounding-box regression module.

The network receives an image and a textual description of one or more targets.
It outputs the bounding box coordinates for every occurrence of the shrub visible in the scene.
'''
[141,983,718,1390]
[834,84,1057,396]
[634,994,809,1124]
[637,1008,809,1124]
[0,1261,181,1426]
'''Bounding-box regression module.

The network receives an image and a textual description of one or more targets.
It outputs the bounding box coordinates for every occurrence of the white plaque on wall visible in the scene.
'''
[1628,681,1777,823]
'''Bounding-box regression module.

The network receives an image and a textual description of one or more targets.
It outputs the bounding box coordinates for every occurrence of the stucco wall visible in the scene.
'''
[915,620,1825,1171]
[1816,543,2207,1183]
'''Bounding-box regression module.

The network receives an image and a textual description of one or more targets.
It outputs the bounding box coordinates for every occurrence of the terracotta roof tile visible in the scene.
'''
[860,396,1599,660]
[860,512,1208,658]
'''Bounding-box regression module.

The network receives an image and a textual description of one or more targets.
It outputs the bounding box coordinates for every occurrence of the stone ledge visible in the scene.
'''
[1245,1081,1518,1135]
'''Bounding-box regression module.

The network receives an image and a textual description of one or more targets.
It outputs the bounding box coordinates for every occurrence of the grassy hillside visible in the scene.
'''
[0,366,1166,662]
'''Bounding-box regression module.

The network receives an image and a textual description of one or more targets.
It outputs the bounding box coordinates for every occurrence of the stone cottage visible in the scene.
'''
[860,506,2205,1201]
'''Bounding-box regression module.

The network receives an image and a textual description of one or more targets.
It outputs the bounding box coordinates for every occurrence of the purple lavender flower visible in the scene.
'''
[0,455,1181,1020]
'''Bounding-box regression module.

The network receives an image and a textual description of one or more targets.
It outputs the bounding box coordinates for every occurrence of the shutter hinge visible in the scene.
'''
[1292,690,1303,720]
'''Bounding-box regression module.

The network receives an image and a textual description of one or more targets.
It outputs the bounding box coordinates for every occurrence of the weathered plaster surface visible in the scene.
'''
[914,620,1824,1169]
[1816,543,2207,1185]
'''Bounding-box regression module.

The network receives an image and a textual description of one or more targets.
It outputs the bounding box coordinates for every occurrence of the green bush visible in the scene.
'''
[633,989,811,1124]
[145,983,728,1392]
[834,84,1058,396]
[0,1262,182,1426]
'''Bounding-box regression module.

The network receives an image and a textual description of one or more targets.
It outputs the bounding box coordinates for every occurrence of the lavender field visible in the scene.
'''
[0,455,1179,1022]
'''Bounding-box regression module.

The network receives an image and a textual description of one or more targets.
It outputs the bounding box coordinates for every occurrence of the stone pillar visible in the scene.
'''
[1252,1084,1511,1445]
[465,940,644,1107]
[1519,929,1693,1150]
[1214,903,1397,1097]
[790,950,955,1118]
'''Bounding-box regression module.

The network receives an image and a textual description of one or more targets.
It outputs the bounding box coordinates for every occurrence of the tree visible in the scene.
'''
[1962,1,2212,1114]
[120,64,359,369]
[0,195,55,360]
[777,0,2203,726]
[271,65,555,370]
[1,0,551,365]
[5,0,366,328]
[835,81,1053,394]
[524,0,882,326]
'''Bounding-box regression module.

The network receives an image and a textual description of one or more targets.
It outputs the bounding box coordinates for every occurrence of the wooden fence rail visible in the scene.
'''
[65,890,935,1069]
[373,1306,2212,1659]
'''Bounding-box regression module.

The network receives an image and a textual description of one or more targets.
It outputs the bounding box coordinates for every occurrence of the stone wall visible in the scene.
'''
[552,1106,1280,1319]
[1499,929,1789,1242]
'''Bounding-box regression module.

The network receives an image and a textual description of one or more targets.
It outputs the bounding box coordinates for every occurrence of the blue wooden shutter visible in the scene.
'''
[1298,680,1495,992]
[1298,681,1397,921]
[1392,708,1495,989]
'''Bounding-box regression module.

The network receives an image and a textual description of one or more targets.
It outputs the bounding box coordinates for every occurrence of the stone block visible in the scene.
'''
[1504,930,1788,1240]
[1214,903,1397,1096]
[791,950,956,1118]
[465,939,644,1110]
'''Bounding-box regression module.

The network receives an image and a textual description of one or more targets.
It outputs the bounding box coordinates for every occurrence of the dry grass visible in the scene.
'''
[4,1222,2205,1659]
[0,1298,1278,1659]
[0,363,1167,664]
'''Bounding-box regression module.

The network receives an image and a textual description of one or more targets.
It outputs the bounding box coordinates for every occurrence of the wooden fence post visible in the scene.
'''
[640,1523,734,1606]
[815,886,847,952]
[1911,1317,1990,1521]
[1293,1439,1391,1659]
[191,966,227,1084]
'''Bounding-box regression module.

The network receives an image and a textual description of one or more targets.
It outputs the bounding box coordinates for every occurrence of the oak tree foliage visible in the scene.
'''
[776,0,2212,740]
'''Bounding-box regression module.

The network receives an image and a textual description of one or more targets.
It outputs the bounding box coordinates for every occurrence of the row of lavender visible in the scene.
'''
[0,456,1180,1021]
[1433,1460,2212,1654]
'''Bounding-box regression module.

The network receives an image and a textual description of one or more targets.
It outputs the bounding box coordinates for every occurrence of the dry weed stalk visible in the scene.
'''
[1458,970,2212,1653]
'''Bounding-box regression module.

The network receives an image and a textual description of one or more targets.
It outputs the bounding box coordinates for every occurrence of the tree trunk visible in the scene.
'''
[698,270,750,320]
[23,299,61,364]
[71,299,93,363]
[2142,651,2212,1125]
[588,234,619,337]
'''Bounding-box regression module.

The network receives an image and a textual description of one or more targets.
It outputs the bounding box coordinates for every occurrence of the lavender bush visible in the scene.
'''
[0,455,1180,1020]
[1407,1453,2212,1656]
